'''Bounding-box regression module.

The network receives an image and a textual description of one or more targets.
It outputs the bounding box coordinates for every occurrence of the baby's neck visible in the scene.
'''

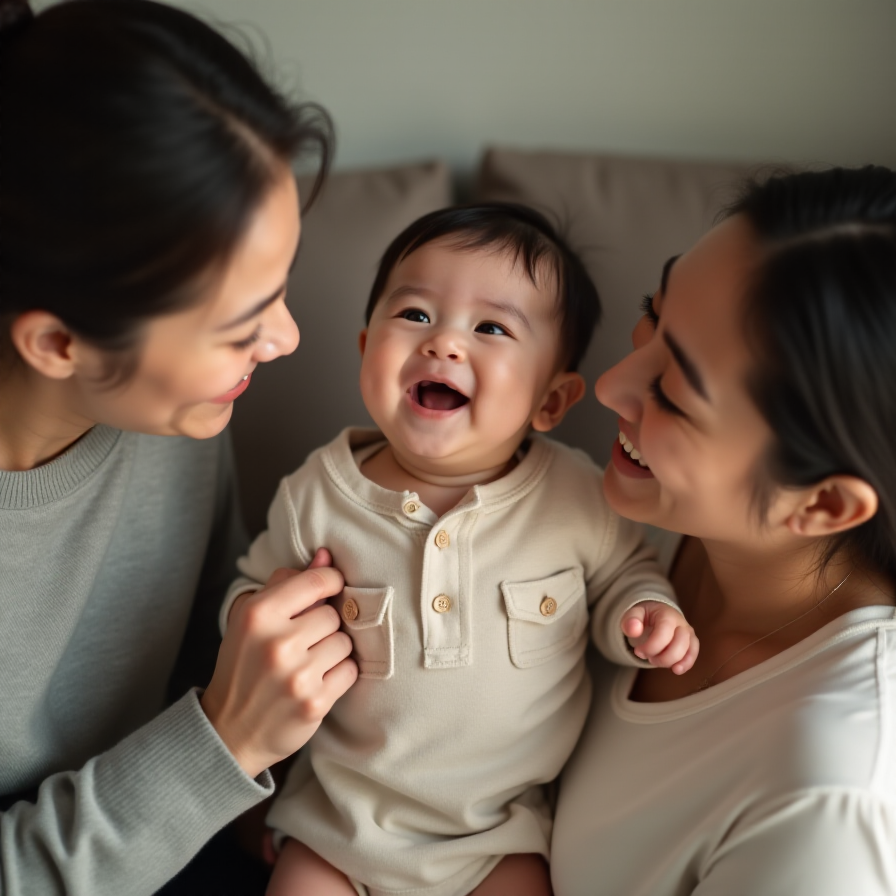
[360,443,518,518]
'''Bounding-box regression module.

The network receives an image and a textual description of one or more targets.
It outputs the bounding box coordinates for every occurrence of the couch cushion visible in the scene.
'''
[230,160,452,535]
[476,147,753,467]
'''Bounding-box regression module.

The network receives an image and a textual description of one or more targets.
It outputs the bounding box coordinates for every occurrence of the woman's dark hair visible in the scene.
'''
[730,166,896,584]
[364,202,601,372]
[0,0,332,371]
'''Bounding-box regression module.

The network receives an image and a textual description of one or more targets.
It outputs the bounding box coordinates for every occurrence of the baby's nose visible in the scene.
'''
[424,330,465,361]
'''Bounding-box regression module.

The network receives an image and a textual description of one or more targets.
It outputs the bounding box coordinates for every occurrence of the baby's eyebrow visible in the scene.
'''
[384,285,437,305]
[480,299,532,333]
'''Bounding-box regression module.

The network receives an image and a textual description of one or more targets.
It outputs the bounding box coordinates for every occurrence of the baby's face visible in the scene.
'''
[359,238,566,477]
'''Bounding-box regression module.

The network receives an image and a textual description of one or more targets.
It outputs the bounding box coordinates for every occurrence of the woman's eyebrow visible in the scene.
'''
[657,253,709,401]
[664,330,709,402]
[216,238,301,331]
[216,287,285,331]
[659,254,680,296]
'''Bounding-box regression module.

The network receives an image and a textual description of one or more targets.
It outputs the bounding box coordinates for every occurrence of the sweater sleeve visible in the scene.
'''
[0,691,273,896]
[693,789,896,895]
[587,510,681,667]
[0,434,273,895]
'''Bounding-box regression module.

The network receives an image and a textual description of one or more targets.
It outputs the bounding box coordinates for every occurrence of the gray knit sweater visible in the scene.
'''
[0,425,273,896]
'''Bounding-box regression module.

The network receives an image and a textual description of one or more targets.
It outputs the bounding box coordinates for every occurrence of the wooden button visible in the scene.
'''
[432,594,452,613]
[540,596,557,617]
[434,529,450,549]
[403,501,419,514]
[342,598,359,622]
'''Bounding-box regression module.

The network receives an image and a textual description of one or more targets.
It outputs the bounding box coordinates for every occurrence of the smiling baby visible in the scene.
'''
[221,203,698,896]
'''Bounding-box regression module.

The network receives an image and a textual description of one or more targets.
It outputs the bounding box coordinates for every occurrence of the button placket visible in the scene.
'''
[420,509,476,668]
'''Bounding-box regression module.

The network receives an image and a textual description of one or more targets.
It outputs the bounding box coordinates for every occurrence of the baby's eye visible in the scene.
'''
[400,308,430,324]
[475,322,508,336]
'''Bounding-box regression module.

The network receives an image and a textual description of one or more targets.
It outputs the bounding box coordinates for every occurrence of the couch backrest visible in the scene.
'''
[229,150,753,535]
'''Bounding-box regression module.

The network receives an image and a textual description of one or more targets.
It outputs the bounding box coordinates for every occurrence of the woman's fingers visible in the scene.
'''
[237,564,345,627]
[201,560,356,779]
[307,547,333,569]
[274,626,355,721]
[297,654,358,721]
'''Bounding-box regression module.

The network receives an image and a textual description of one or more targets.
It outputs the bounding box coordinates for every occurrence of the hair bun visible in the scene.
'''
[0,0,33,38]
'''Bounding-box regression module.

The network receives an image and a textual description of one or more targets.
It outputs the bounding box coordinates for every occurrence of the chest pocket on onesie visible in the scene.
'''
[501,567,587,669]
[333,585,394,679]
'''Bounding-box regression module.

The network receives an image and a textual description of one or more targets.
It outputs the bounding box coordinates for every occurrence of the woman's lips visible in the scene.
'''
[211,373,251,404]
[610,437,655,479]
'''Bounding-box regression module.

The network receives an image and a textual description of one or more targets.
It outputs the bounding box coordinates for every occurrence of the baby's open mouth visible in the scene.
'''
[411,380,470,411]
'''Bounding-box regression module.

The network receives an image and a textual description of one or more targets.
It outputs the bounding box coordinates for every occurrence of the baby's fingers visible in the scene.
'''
[632,614,677,661]
[650,626,697,675]
[671,631,700,675]
[621,606,647,640]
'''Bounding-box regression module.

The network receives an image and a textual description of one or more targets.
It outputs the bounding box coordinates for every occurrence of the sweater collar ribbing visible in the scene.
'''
[0,425,122,510]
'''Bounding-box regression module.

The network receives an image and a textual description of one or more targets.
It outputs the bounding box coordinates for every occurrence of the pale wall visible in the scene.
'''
[172,0,895,172]
[33,0,896,172]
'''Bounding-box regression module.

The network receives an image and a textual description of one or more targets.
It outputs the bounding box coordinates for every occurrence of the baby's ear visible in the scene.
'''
[358,329,367,356]
[531,371,585,433]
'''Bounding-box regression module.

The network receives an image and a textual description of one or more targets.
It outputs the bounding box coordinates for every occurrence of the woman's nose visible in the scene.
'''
[594,316,657,419]
[594,348,647,422]
[255,299,300,363]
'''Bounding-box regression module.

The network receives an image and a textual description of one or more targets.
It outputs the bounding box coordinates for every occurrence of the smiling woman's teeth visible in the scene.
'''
[619,431,649,467]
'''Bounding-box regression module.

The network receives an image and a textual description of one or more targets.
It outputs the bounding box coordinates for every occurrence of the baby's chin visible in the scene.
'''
[392,443,522,486]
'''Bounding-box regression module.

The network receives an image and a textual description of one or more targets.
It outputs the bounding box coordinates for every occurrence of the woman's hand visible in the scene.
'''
[201,548,357,778]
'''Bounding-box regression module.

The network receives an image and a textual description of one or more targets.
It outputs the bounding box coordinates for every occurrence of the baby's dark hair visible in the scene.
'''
[364,203,601,372]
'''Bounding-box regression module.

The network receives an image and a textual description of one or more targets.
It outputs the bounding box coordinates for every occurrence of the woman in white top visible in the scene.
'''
[553,165,896,895]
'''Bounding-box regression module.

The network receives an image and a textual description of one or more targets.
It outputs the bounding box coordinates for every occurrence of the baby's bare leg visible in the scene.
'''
[469,853,552,896]
[266,837,359,896]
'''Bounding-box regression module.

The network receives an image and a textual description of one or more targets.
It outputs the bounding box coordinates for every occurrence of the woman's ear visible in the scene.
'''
[358,329,367,357]
[9,311,78,380]
[531,371,586,433]
[786,475,879,537]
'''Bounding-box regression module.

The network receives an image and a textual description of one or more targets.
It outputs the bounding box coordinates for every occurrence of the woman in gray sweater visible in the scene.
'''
[0,2,357,893]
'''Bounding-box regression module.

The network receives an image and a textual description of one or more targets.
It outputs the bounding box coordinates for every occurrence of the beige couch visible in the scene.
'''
[230,148,752,535]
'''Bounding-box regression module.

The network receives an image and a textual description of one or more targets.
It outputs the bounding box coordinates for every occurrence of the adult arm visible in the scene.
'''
[694,789,896,896]
[0,435,354,896]
[0,691,271,896]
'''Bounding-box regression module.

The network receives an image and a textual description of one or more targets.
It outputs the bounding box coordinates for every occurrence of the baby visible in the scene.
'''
[222,204,698,896]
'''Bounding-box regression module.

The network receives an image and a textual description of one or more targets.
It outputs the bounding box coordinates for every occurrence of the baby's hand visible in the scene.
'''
[621,601,699,675]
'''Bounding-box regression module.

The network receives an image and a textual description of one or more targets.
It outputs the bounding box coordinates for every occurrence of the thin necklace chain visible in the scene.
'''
[697,569,853,691]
